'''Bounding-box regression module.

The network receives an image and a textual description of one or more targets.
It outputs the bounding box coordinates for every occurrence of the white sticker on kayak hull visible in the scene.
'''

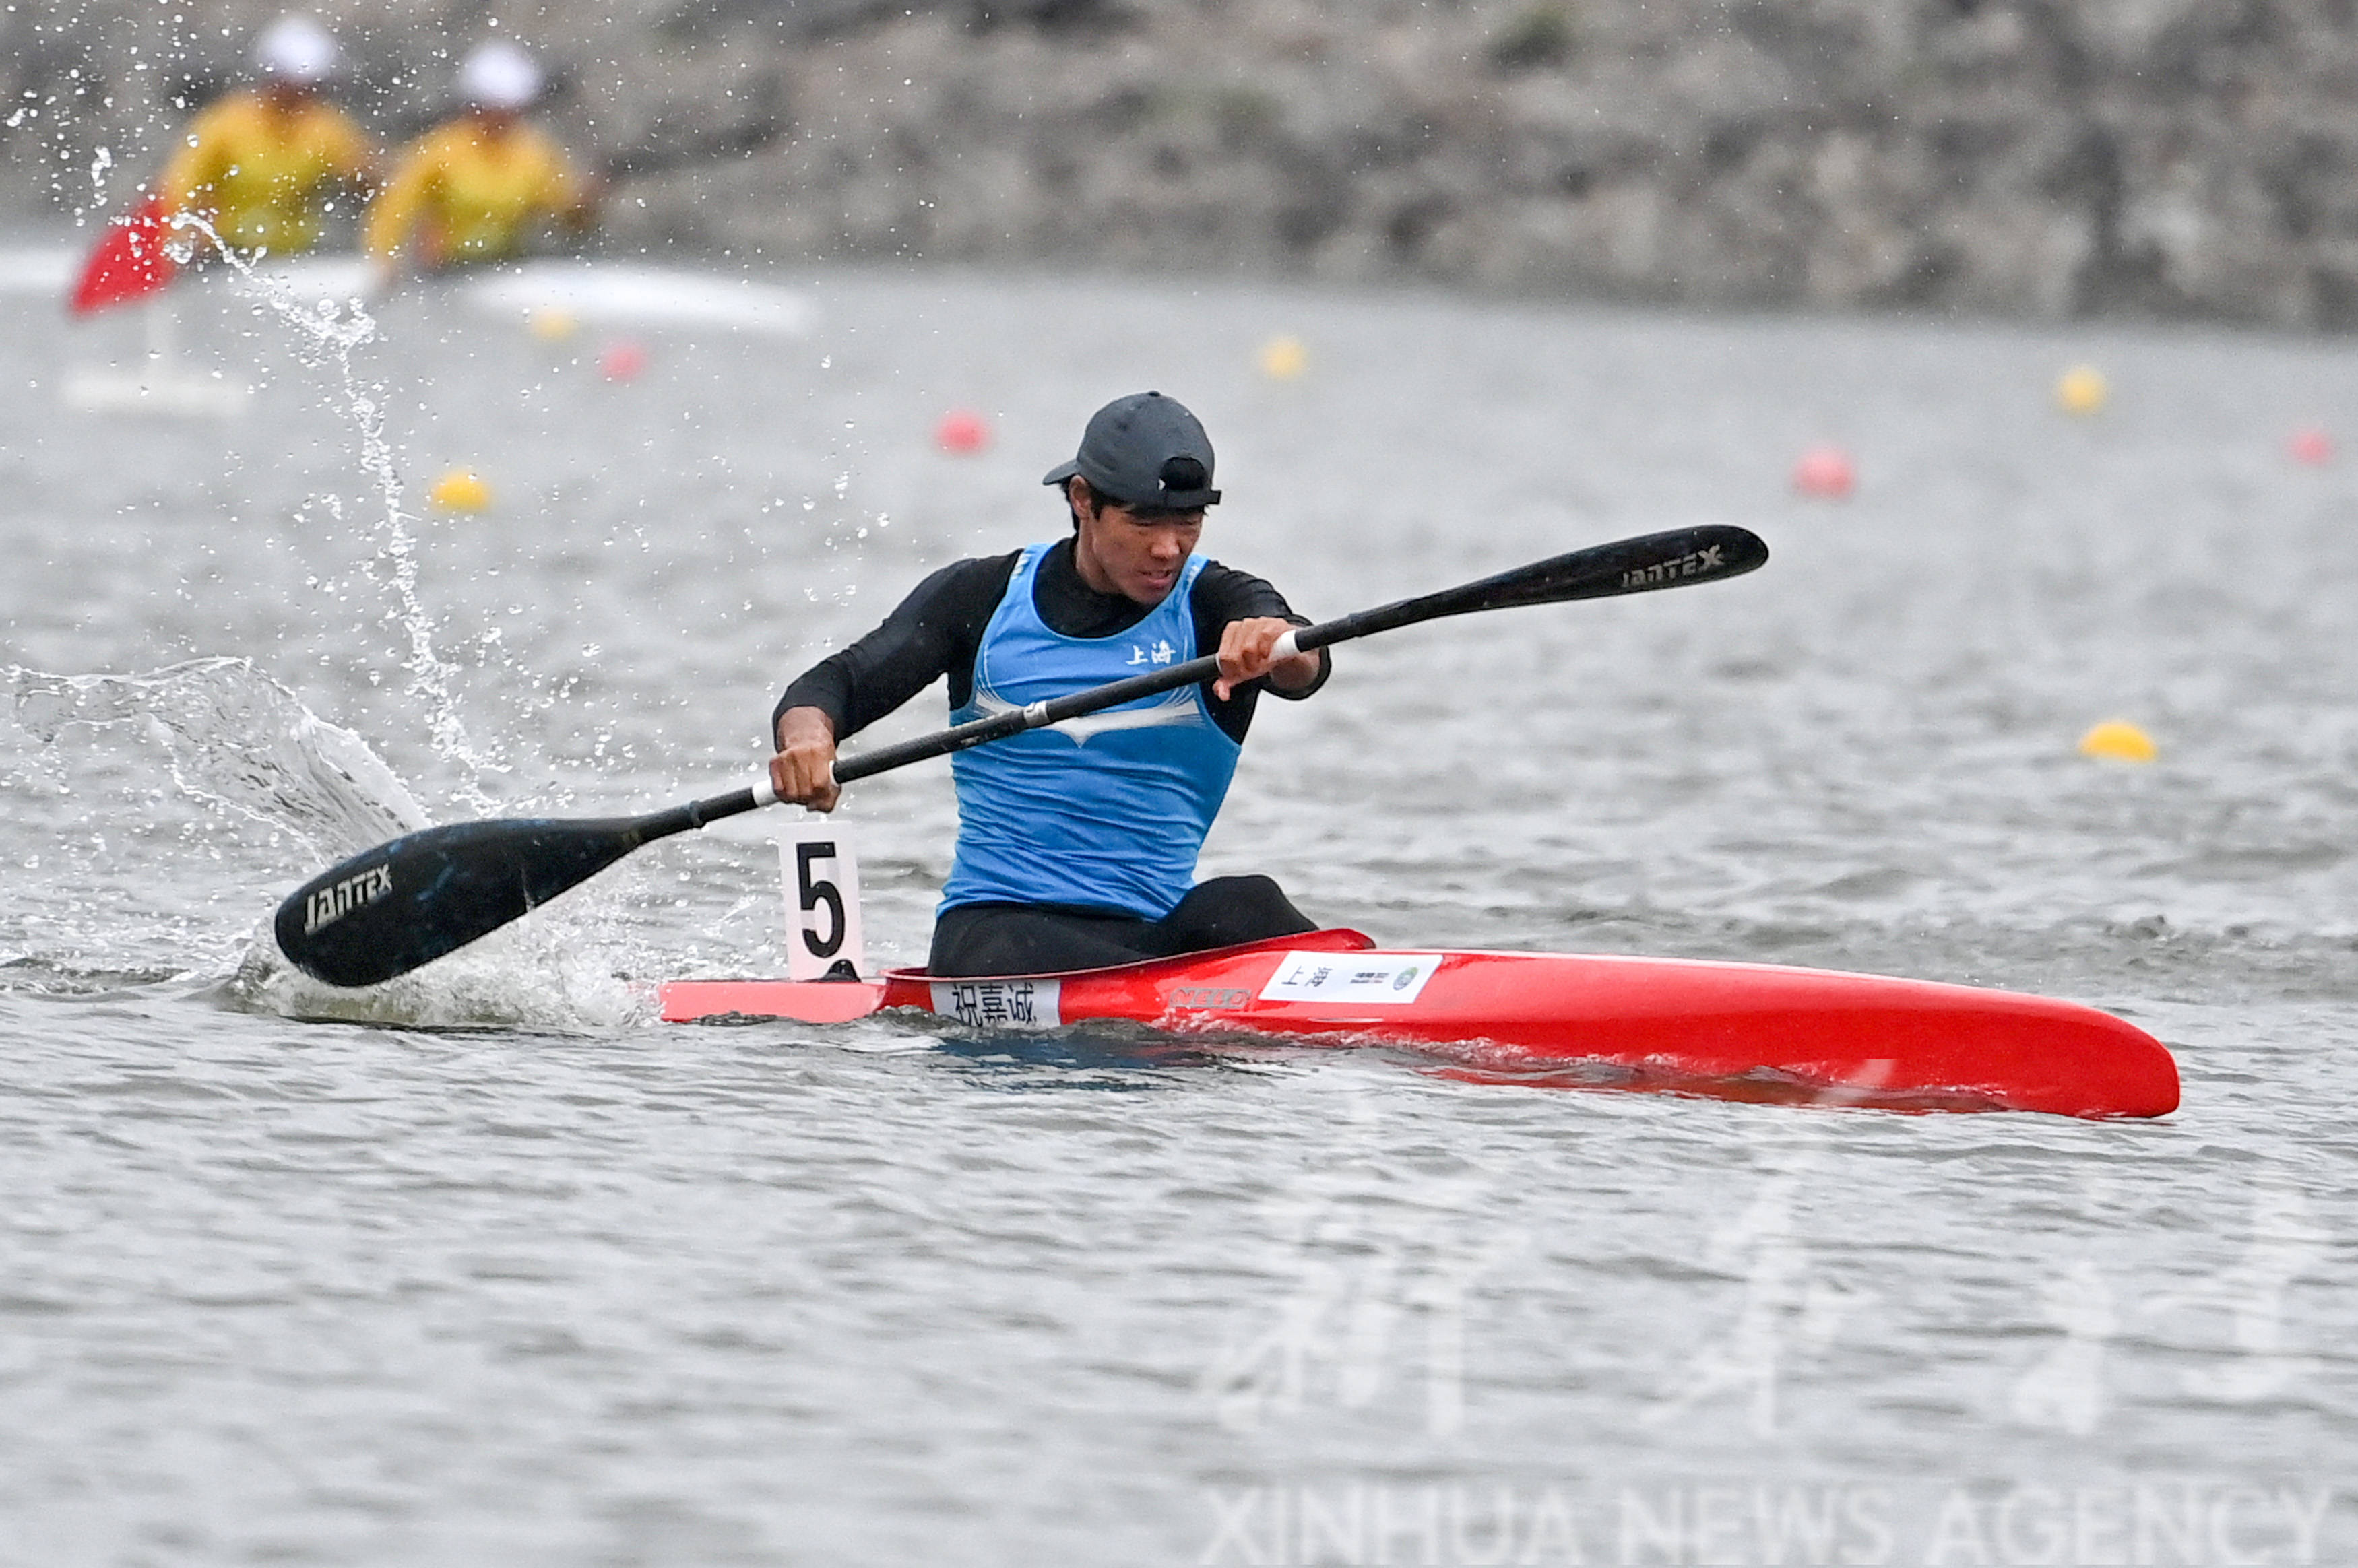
[930,978,1062,1029]
[1259,953,1443,1004]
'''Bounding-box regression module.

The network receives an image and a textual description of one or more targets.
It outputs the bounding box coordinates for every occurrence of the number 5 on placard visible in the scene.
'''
[777,822,865,981]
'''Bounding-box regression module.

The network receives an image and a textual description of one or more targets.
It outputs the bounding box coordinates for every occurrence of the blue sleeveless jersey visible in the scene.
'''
[941,544,1242,919]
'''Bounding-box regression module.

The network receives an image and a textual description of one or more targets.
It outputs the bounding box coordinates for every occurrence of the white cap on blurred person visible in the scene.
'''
[254,14,339,85]
[459,39,542,110]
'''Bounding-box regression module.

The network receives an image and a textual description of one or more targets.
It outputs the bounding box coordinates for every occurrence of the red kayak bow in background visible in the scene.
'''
[69,193,179,315]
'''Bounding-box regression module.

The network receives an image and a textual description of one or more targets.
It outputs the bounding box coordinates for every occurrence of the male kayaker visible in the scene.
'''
[157,14,377,259]
[769,392,1331,977]
[362,40,594,284]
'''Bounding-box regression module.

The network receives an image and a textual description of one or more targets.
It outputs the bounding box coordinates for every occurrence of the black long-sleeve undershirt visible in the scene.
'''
[773,538,1329,746]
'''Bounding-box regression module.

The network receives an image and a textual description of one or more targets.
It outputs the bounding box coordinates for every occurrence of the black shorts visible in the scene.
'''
[927,874,1317,978]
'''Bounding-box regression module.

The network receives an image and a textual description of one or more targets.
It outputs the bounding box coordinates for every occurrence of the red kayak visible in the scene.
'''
[70,193,179,315]
[659,929,2179,1119]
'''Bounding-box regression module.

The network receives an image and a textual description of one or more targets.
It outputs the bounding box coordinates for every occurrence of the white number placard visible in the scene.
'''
[1258,953,1442,1004]
[778,823,865,981]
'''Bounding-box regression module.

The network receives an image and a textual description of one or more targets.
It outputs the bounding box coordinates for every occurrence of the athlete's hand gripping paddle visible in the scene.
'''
[274,524,1769,987]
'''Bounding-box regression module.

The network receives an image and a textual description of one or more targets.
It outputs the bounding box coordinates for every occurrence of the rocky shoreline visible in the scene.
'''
[11,0,2358,329]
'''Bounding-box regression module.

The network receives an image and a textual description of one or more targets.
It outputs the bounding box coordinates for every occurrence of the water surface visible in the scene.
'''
[1,252,2353,1565]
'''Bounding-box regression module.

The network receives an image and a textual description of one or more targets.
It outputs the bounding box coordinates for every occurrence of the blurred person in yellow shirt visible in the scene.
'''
[158,14,377,258]
[363,41,596,282]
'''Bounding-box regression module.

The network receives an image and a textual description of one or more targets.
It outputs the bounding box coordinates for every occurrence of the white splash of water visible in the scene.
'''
[0,659,428,989]
[230,919,651,1032]
[168,211,503,812]
[0,657,643,1029]
[5,657,427,859]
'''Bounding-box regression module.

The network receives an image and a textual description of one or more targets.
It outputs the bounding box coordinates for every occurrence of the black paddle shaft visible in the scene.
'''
[275,524,1765,986]
[835,523,1764,781]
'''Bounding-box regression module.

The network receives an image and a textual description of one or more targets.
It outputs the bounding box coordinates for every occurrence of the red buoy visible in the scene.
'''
[2289,426,2334,466]
[936,409,990,454]
[1791,443,1856,500]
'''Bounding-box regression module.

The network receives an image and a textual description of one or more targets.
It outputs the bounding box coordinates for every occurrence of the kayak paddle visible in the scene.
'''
[276,523,1768,986]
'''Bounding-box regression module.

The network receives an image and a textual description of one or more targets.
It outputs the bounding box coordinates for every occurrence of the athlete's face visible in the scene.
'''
[1070,481,1205,606]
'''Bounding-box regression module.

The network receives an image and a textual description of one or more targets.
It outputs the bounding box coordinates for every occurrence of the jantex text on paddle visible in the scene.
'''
[302,864,394,935]
[1620,544,1727,589]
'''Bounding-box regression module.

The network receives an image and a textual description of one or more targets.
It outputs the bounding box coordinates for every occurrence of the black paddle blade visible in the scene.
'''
[1304,525,1768,648]
[274,816,651,987]
[1451,524,1768,612]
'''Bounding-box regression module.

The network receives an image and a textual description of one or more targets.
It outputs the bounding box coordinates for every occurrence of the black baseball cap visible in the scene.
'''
[1042,391,1221,511]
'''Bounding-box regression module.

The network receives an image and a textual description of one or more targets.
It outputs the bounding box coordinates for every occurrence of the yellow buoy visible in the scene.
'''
[2078,720,2156,763]
[1259,335,1307,381]
[429,468,491,513]
[527,307,579,342]
[2056,364,2109,416]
